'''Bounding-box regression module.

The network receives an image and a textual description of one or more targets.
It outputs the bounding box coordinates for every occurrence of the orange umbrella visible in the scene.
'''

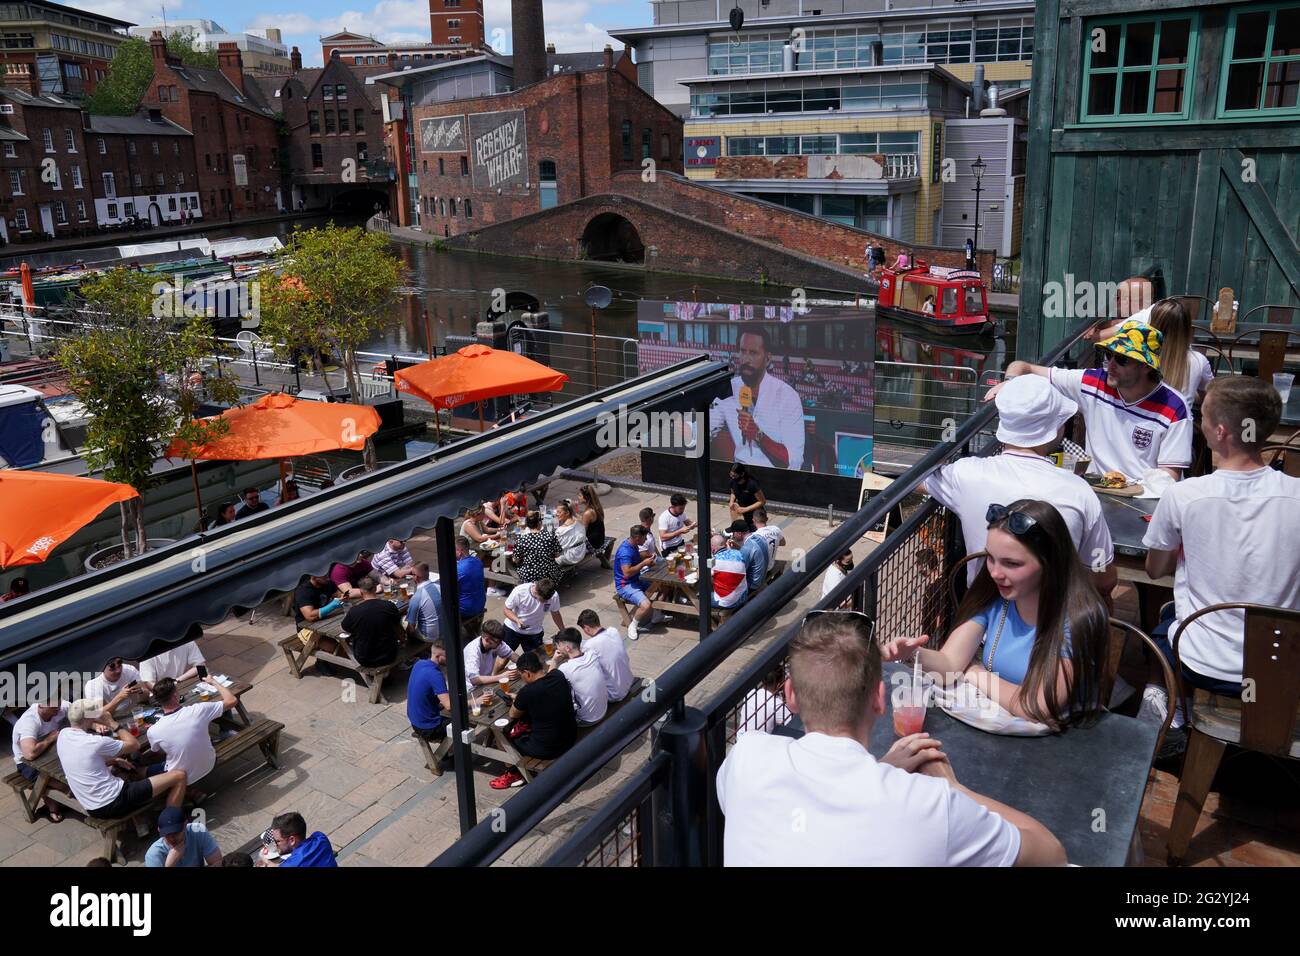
[394,344,568,430]
[168,391,381,461]
[20,261,35,314]
[0,470,138,567]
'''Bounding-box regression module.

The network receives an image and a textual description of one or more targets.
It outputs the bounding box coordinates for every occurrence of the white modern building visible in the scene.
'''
[128,19,292,75]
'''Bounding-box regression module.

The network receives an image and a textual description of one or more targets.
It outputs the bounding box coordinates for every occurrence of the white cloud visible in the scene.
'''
[75,0,191,26]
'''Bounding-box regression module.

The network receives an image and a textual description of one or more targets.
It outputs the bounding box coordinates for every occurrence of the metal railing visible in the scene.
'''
[991,258,1020,294]
[504,325,639,402]
[873,360,986,467]
[431,321,1088,869]
[884,153,921,178]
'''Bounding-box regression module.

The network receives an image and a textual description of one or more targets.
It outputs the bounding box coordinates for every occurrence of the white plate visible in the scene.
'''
[494,718,510,728]
[685,572,699,585]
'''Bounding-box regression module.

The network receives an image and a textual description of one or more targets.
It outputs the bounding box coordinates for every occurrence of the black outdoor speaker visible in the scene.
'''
[730,6,744,31]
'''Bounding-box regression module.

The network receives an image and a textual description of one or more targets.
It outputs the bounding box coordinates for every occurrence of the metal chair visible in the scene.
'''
[1166,603,1300,865]
[1261,442,1300,479]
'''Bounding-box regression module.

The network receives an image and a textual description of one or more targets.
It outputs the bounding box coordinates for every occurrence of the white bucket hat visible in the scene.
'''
[995,375,1079,447]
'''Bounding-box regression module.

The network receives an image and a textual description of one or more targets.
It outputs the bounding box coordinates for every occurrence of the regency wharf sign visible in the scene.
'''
[469,109,528,192]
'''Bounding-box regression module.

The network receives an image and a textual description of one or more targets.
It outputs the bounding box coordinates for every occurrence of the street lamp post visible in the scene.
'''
[970,155,987,259]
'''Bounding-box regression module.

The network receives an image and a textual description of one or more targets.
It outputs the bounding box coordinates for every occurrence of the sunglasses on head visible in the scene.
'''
[986,503,1037,535]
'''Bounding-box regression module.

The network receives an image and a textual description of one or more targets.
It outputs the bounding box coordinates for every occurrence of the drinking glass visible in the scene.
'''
[1274,372,1294,404]
[892,682,927,737]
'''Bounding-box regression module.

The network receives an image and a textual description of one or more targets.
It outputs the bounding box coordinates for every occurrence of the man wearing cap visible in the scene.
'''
[992,320,1192,483]
[56,699,188,822]
[925,375,1116,594]
[84,657,151,712]
[729,519,771,595]
[145,806,223,867]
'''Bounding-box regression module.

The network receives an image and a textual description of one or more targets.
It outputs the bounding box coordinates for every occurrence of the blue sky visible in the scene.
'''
[82,0,654,67]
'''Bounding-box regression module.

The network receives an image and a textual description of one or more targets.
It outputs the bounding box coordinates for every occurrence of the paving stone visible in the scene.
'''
[2,840,64,866]
[342,767,412,809]
[0,820,34,862]
[330,803,393,850]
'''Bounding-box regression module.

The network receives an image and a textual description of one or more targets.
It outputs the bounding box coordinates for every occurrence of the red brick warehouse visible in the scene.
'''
[142,32,283,221]
[372,44,682,238]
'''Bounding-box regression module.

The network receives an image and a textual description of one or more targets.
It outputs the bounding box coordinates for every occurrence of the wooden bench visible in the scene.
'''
[214,718,284,771]
[280,627,425,704]
[411,726,453,776]
[614,594,734,629]
[514,678,647,777]
[4,769,39,824]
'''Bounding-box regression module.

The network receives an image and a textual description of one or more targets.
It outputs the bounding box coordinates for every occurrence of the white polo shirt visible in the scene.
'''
[56,728,125,811]
[139,642,205,683]
[463,637,513,692]
[1143,466,1300,683]
[504,583,560,635]
[559,652,609,725]
[657,508,689,553]
[146,701,225,782]
[11,701,69,765]
[717,731,1021,866]
[821,562,847,598]
[1047,368,1192,481]
[84,664,142,707]
[716,371,806,470]
[926,451,1115,582]
[581,626,635,701]
[752,525,784,563]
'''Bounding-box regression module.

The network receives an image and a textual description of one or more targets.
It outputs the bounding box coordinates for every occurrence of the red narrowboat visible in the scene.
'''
[876,260,994,336]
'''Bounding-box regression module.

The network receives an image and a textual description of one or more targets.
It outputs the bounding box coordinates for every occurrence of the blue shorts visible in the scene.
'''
[616,583,648,606]
[1150,606,1244,697]
[18,762,38,783]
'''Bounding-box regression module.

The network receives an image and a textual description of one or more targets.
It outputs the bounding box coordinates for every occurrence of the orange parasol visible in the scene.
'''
[20,261,35,314]
[0,470,138,567]
[394,344,568,430]
[168,391,381,461]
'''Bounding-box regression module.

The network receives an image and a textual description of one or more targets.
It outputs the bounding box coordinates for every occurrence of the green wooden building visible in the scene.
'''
[1019,0,1299,355]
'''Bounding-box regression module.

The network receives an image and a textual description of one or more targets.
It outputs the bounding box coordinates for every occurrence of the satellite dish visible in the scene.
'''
[235,330,264,358]
[729,6,744,31]
[584,285,613,310]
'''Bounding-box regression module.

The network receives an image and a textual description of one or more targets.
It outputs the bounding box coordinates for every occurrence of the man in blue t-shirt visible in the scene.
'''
[145,807,222,867]
[730,520,770,594]
[262,811,336,867]
[455,535,487,636]
[614,525,658,641]
[407,640,451,748]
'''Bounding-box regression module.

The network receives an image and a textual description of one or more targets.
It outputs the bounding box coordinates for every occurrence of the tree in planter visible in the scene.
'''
[258,225,400,470]
[56,269,239,559]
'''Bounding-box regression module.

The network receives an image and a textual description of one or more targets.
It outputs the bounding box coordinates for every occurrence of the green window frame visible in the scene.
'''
[1079,13,1199,124]
[1218,2,1300,119]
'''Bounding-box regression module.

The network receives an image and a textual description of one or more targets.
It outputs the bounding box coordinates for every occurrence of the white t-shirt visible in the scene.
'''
[1167,350,1214,409]
[146,701,224,783]
[56,728,125,811]
[926,452,1115,582]
[504,583,560,634]
[715,371,806,470]
[559,652,609,724]
[582,627,635,701]
[139,642,206,683]
[84,664,142,707]
[821,563,847,598]
[657,509,690,552]
[463,637,513,691]
[1143,466,1300,683]
[11,701,69,765]
[716,731,1021,866]
[752,525,784,563]
[1048,367,1193,481]
[735,686,788,737]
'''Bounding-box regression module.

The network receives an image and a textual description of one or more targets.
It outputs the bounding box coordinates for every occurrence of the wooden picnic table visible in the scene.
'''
[283,594,426,704]
[459,667,545,781]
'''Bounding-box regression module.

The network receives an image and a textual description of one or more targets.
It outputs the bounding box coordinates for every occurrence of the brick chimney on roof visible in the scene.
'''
[603,44,613,69]
[290,46,302,73]
[217,42,245,93]
[149,30,168,63]
[511,0,546,87]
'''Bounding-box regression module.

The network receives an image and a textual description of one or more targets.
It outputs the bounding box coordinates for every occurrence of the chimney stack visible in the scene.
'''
[545,43,555,54]
[216,41,245,93]
[149,30,168,64]
[603,44,613,69]
[510,0,546,87]
[290,46,302,73]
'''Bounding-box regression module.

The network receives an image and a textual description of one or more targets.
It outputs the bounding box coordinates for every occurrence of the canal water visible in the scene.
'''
[9,213,1015,594]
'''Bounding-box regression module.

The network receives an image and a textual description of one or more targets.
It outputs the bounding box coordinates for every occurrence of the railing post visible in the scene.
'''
[435,515,477,835]
[696,404,711,643]
[651,702,709,867]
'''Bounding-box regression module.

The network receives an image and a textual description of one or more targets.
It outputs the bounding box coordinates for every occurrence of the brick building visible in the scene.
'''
[0,0,130,101]
[321,29,480,68]
[373,45,682,236]
[430,0,484,48]
[85,109,198,226]
[0,86,92,242]
[255,51,391,212]
[141,31,283,220]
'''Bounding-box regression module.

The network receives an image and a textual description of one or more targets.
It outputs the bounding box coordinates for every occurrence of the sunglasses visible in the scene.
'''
[986,503,1037,535]
[1104,350,1132,367]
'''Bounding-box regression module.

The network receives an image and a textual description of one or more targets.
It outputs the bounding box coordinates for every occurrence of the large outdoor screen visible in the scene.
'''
[637,301,875,478]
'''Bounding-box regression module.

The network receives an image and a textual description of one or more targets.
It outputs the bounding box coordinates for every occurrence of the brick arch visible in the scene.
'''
[577,210,646,264]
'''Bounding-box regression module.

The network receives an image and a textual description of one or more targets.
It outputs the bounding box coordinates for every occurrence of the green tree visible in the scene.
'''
[258,225,400,469]
[85,33,219,116]
[57,269,239,558]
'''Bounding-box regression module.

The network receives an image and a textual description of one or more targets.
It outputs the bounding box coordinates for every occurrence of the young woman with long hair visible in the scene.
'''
[576,483,606,552]
[882,499,1110,729]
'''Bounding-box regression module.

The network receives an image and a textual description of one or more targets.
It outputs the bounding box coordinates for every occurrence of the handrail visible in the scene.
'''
[431,320,1090,868]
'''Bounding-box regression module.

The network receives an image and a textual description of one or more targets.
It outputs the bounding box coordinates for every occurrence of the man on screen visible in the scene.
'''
[712,328,806,471]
